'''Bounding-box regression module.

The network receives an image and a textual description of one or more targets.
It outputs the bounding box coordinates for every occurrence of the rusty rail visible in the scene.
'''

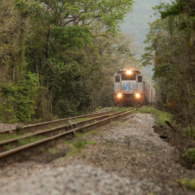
[0,111,125,151]
[0,110,116,134]
[0,109,135,161]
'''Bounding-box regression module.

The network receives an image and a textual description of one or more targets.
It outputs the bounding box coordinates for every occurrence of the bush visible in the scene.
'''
[0,73,39,123]
[134,106,173,126]
[183,148,195,168]
[178,178,195,191]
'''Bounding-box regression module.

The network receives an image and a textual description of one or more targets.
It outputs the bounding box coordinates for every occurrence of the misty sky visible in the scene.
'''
[120,0,171,79]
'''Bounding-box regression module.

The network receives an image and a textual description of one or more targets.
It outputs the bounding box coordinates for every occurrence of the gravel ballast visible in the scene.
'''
[0,164,145,195]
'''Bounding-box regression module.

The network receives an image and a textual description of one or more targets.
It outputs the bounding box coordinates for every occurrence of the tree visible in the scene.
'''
[91,21,140,107]
[0,0,135,122]
[142,4,195,138]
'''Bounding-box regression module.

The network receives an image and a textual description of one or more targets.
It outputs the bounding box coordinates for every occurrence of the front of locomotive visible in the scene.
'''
[114,68,144,107]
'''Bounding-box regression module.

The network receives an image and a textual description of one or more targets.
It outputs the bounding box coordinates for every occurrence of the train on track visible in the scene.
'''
[114,68,155,107]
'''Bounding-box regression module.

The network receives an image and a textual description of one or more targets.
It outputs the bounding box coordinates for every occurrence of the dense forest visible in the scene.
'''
[0,0,140,123]
[142,0,195,139]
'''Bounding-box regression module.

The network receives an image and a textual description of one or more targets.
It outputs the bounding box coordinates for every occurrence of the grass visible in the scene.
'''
[107,139,114,147]
[61,140,69,145]
[17,136,45,146]
[5,144,15,150]
[112,107,134,113]
[49,147,58,154]
[134,106,172,126]
[117,120,128,125]
[0,133,24,142]
[178,178,195,191]
[86,130,100,137]
[39,148,45,153]
[145,151,153,155]
[3,135,45,151]
[72,117,89,123]
[67,139,95,155]
[62,132,95,156]
[92,106,102,113]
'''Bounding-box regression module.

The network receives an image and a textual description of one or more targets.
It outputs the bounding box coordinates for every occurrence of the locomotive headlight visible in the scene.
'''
[126,70,132,75]
[117,93,122,98]
[136,93,140,98]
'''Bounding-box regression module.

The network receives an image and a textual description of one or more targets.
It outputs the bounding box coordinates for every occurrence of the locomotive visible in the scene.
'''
[114,68,155,107]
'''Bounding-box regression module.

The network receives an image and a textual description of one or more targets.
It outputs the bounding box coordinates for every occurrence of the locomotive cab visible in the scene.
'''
[114,68,144,106]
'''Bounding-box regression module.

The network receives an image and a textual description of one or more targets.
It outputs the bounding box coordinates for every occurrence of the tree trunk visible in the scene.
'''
[45,30,51,60]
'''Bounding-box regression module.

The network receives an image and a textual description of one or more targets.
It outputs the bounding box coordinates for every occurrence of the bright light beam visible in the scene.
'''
[126,70,132,75]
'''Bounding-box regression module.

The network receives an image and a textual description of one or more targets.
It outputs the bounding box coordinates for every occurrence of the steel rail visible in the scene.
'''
[0,111,125,150]
[0,110,116,134]
[0,110,135,160]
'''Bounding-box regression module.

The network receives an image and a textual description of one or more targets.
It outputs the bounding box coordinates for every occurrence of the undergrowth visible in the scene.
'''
[178,178,195,191]
[72,117,89,123]
[62,132,95,155]
[18,136,44,146]
[4,135,45,151]
[112,107,134,112]
[49,147,59,154]
[92,106,102,113]
[182,148,195,168]
[0,133,24,142]
[134,106,172,126]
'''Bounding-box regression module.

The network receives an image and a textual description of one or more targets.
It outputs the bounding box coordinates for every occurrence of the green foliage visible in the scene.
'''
[16,126,23,131]
[93,106,102,113]
[0,73,39,123]
[0,133,23,142]
[113,107,133,112]
[185,148,195,161]
[69,139,95,154]
[145,151,153,155]
[154,0,195,44]
[86,131,100,136]
[178,178,195,191]
[134,106,172,126]
[5,144,15,150]
[0,0,136,122]
[72,118,89,123]
[51,25,94,51]
[183,148,195,168]
[142,0,195,137]
[107,139,114,147]
[18,136,44,146]
[49,147,58,154]
[39,25,103,117]
[39,148,45,153]
[63,132,95,155]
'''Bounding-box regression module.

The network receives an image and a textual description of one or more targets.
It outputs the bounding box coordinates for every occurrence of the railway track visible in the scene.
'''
[0,110,116,134]
[0,109,135,163]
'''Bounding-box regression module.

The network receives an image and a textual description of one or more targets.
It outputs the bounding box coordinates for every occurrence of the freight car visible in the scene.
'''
[114,68,155,107]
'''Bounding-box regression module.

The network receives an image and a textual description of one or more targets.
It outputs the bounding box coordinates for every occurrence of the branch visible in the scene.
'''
[62,19,75,26]
[39,15,49,28]
[84,18,96,26]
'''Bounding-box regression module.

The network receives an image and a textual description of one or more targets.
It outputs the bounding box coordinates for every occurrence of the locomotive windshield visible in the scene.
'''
[138,76,142,83]
[122,73,136,81]
[115,76,120,82]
